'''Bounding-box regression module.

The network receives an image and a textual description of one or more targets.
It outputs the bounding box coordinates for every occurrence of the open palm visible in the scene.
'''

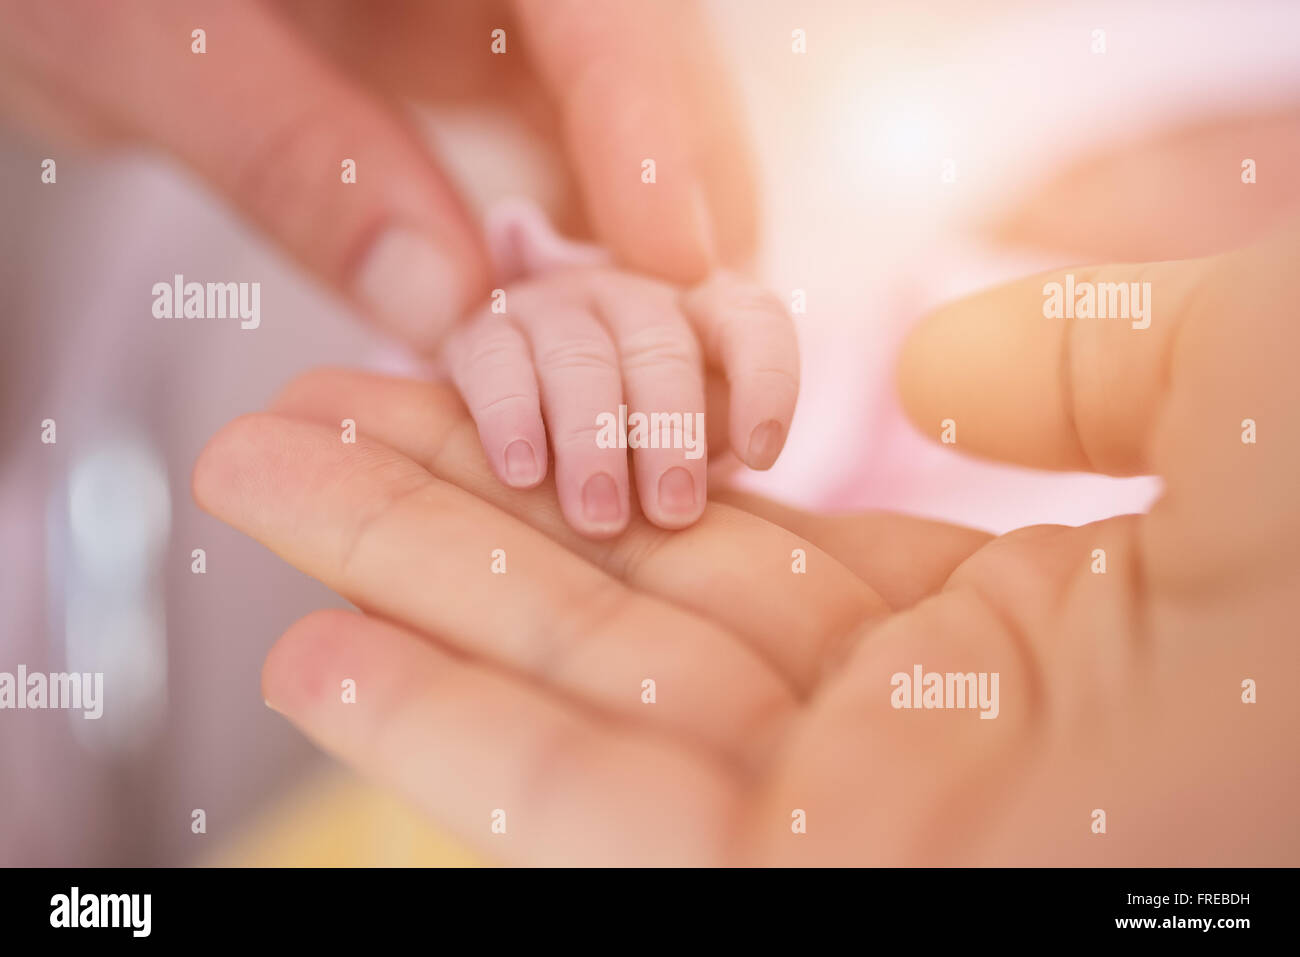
[194,229,1298,865]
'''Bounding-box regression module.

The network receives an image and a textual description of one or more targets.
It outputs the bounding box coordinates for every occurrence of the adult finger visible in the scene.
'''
[897,254,1209,475]
[899,227,1300,588]
[264,608,739,865]
[511,0,758,279]
[193,412,793,756]
[986,107,1300,262]
[269,369,887,692]
[6,0,489,349]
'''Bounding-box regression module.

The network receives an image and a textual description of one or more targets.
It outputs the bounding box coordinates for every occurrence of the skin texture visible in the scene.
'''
[192,224,1299,865]
[0,0,757,335]
[0,0,770,539]
[444,267,800,536]
[985,107,1300,263]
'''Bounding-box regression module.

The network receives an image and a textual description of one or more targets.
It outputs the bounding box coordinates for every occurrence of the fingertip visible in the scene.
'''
[742,418,787,471]
[642,464,706,530]
[191,413,270,516]
[573,470,629,539]
[262,608,359,719]
[352,226,487,352]
[606,188,716,284]
[261,628,300,717]
[471,400,547,491]
[729,387,795,470]
[501,437,546,489]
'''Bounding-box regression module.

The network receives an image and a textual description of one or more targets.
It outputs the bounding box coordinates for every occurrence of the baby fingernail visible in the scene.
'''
[658,467,697,516]
[353,227,465,352]
[746,420,785,469]
[503,439,539,486]
[581,472,622,524]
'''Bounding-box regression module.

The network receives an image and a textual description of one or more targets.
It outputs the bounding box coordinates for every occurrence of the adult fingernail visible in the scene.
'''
[657,467,696,516]
[354,227,465,351]
[503,439,539,486]
[746,420,785,469]
[581,472,621,524]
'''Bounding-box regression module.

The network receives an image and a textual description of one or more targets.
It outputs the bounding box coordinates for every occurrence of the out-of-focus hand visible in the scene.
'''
[192,227,1297,864]
[0,0,756,348]
[986,106,1300,261]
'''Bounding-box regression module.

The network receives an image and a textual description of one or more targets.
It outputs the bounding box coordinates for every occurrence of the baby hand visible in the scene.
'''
[443,267,799,537]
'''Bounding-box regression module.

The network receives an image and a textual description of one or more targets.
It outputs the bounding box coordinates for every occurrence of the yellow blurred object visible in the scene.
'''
[209,769,481,867]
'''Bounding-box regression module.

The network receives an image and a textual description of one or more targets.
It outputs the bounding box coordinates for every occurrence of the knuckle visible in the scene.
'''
[724,286,789,318]
[536,337,618,374]
[690,276,788,321]
[460,330,528,371]
[553,420,609,448]
[619,327,701,374]
[474,391,538,417]
[731,364,800,395]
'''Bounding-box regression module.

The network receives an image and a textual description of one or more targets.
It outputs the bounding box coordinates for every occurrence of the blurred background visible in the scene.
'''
[2,0,1298,865]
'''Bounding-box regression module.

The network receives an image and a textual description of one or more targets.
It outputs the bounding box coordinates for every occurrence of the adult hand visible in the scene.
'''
[192,227,1298,864]
[0,0,755,349]
[987,106,1300,262]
